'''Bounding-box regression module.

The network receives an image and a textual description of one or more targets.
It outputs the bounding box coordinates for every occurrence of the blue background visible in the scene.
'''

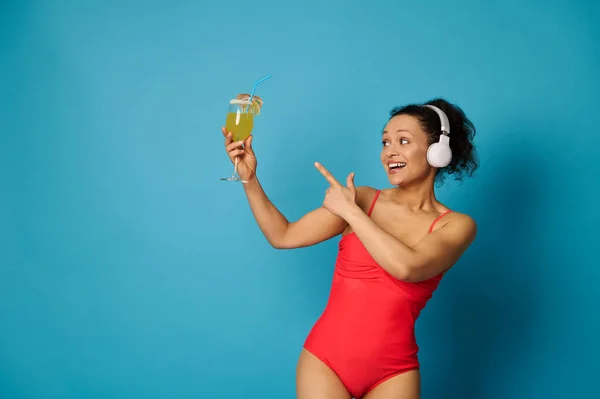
[1,0,599,398]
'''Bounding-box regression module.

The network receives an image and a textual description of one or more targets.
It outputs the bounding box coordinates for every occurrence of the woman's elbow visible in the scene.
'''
[269,239,285,249]
[387,262,414,282]
[388,261,429,283]
[269,237,295,250]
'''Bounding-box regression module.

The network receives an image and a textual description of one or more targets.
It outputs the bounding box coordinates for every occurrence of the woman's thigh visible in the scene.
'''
[296,348,352,399]
[362,369,420,399]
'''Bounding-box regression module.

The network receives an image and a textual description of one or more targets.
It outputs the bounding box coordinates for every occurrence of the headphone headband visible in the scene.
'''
[424,104,450,136]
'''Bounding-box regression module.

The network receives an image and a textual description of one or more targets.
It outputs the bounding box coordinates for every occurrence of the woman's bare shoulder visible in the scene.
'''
[434,207,477,235]
[355,186,379,210]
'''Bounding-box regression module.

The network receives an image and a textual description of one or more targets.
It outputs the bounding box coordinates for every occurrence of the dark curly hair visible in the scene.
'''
[388,98,478,185]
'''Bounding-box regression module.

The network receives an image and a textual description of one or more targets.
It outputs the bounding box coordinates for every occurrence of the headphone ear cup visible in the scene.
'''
[423,105,452,168]
[427,142,452,168]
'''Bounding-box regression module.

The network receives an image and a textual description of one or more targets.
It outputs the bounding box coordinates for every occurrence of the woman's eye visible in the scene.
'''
[382,140,389,147]
[400,138,409,145]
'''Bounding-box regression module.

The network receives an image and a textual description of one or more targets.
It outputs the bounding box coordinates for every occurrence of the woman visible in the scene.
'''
[221,98,478,399]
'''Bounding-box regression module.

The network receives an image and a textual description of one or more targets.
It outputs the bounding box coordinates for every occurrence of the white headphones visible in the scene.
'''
[424,104,452,168]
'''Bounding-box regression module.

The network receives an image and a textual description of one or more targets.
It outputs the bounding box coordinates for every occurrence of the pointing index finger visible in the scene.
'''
[315,162,340,187]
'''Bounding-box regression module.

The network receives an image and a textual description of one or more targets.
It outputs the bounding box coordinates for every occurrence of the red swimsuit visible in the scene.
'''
[303,190,451,398]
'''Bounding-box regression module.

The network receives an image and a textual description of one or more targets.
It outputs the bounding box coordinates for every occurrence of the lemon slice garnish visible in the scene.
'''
[236,93,263,115]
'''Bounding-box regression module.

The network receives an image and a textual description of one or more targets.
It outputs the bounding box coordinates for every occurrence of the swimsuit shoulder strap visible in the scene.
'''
[429,210,452,233]
[367,190,381,216]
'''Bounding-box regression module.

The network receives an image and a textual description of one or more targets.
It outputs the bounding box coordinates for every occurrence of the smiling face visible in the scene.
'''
[381,114,435,186]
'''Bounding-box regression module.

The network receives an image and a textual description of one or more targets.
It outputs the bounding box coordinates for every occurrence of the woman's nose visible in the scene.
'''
[385,146,399,157]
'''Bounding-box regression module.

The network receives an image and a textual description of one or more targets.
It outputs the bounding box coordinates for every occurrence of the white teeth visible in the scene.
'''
[389,162,406,168]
